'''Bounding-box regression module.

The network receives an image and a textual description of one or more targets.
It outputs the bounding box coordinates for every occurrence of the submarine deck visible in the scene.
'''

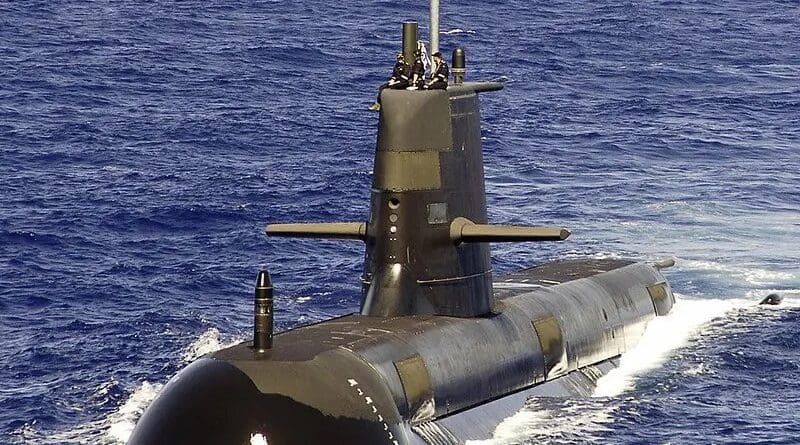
[208,256,663,432]
[215,258,636,363]
[493,257,634,299]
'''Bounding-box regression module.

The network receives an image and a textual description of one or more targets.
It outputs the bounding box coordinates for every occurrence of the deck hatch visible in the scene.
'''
[394,353,434,422]
[532,316,568,380]
[647,282,673,316]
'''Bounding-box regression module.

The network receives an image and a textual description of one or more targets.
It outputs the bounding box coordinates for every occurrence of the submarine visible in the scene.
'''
[127,7,677,445]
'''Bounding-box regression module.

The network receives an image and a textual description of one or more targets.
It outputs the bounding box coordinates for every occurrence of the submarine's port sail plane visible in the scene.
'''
[127,5,677,445]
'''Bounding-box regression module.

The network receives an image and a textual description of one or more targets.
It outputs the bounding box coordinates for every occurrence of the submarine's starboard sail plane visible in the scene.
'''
[127,7,676,445]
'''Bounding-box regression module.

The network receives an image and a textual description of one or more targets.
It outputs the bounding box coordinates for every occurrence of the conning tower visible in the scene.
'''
[267,26,568,318]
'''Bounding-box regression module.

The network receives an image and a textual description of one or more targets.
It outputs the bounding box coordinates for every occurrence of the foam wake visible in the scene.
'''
[593,295,752,397]
[467,295,755,444]
[104,381,164,444]
[15,328,241,445]
[467,398,617,445]
[104,328,242,444]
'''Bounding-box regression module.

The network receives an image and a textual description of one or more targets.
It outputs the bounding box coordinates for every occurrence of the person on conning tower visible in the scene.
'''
[424,51,449,90]
[369,52,411,111]
[407,49,426,90]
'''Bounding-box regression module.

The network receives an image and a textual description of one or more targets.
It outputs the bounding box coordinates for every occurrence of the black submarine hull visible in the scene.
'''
[128,258,674,445]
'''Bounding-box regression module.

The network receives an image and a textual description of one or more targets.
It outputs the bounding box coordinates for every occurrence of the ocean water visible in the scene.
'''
[1,0,799,444]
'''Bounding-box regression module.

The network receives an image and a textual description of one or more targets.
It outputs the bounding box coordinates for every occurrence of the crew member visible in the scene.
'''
[407,50,426,90]
[369,53,410,111]
[424,51,449,90]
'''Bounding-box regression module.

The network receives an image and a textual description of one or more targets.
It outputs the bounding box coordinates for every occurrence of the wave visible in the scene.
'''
[467,398,617,445]
[679,258,798,286]
[593,295,751,397]
[106,329,243,443]
[180,327,240,362]
[8,380,162,445]
[442,28,477,35]
[103,381,164,444]
[467,294,758,444]
[14,328,241,445]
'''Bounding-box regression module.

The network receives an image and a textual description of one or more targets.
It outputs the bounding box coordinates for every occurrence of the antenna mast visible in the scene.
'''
[430,0,440,54]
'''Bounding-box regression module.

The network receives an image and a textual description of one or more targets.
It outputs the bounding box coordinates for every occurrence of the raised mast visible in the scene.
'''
[430,0,440,55]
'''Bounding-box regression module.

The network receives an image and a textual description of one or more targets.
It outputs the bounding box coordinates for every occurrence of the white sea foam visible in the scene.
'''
[181,327,240,362]
[593,295,750,397]
[683,362,712,377]
[442,28,476,35]
[468,294,754,444]
[15,328,240,445]
[10,380,163,445]
[102,329,243,443]
[741,269,796,286]
[104,381,164,443]
[679,258,797,286]
[466,399,616,445]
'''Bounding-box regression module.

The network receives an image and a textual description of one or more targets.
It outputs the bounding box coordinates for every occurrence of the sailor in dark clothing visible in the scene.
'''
[370,53,411,111]
[424,51,449,90]
[407,50,426,90]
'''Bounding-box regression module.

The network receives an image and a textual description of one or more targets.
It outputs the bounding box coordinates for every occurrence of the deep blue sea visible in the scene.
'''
[2,0,799,443]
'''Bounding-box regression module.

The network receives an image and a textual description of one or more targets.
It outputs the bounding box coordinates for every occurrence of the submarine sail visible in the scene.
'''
[127,10,676,445]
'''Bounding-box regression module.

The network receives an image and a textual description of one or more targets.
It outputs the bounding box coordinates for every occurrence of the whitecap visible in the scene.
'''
[678,258,797,286]
[180,327,239,362]
[10,381,163,445]
[442,28,476,35]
